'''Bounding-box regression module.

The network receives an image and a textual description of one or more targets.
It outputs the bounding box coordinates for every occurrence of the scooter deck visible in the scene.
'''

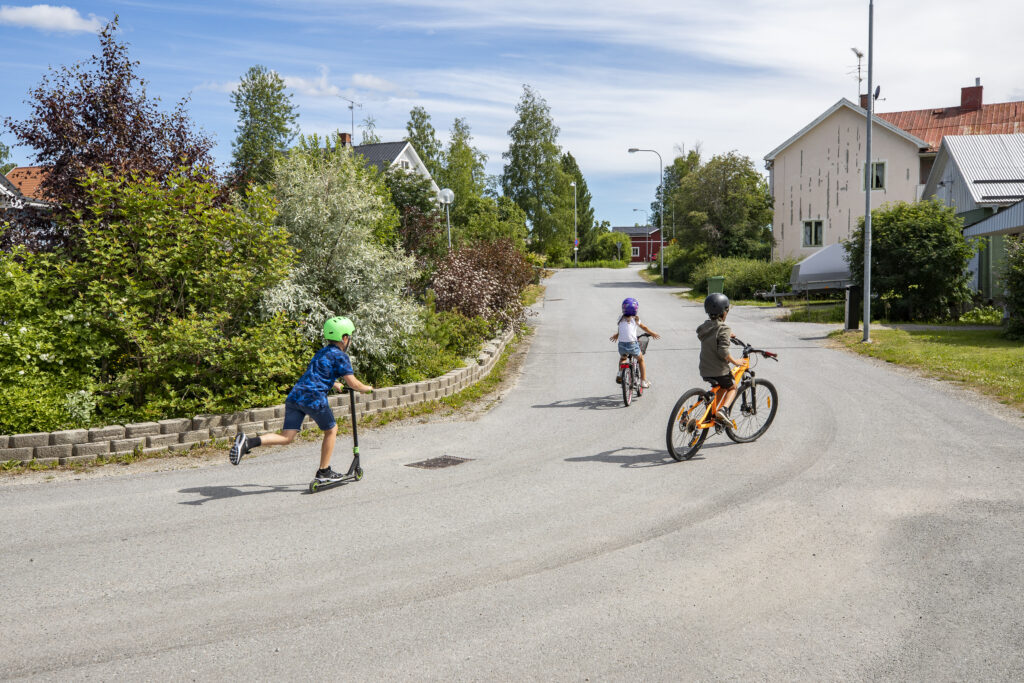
[307,463,363,493]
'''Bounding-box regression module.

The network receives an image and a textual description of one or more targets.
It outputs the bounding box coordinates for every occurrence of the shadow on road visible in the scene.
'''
[533,394,627,410]
[592,280,658,289]
[565,446,682,468]
[178,483,304,505]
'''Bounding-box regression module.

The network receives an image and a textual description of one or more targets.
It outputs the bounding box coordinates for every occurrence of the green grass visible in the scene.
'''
[832,328,1024,412]
[783,303,846,323]
[521,284,545,307]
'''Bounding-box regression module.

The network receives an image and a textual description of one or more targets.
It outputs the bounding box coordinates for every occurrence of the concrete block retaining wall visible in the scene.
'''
[0,327,515,466]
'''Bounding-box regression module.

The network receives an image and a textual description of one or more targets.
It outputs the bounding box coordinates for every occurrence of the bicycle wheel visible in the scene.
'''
[634,359,644,398]
[725,378,778,443]
[666,389,710,461]
[621,364,633,406]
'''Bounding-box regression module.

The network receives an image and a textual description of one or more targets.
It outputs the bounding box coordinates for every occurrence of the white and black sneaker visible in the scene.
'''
[229,433,250,465]
[314,467,344,482]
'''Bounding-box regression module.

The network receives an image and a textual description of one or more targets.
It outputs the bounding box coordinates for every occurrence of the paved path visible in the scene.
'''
[3,265,1023,681]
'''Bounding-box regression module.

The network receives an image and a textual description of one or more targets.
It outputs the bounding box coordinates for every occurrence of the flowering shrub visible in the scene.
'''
[431,239,534,328]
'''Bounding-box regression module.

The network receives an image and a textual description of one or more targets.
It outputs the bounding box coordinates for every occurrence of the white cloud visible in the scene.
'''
[284,65,344,98]
[352,73,400,93]
[0,4,102,32]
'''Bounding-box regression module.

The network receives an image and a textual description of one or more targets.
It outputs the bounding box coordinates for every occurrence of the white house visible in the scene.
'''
[337,133,440,195]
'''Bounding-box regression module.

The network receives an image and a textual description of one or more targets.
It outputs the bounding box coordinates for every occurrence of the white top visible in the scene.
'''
[617,316,639,343]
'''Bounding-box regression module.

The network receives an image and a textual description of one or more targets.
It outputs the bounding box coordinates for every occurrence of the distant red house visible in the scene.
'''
[611,225,661,263]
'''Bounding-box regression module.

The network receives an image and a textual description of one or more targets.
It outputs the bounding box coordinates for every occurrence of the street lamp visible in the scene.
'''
[628,147,664,279]
[863,0,875,343]
[570,181,578,264]
[439,188,455,250]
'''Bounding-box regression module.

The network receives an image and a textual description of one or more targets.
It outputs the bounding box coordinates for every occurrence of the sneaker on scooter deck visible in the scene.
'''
[314,467,345,483]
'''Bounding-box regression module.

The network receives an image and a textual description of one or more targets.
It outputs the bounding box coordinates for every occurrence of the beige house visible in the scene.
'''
[764,99,927,260]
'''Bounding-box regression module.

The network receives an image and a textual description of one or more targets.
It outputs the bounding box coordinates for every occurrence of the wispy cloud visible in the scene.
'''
[284,65,343,98]
[0,4,103,32]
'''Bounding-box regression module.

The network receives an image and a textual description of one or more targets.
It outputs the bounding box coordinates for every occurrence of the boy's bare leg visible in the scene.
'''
[259,429,298,447]
[318,426,339,470]
[722,387,738,410]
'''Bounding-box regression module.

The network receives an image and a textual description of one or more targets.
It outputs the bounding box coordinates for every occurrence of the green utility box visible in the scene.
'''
[707,276,725,294]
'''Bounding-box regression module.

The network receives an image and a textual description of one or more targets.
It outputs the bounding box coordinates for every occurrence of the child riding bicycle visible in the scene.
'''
[610,297,660,388]
[697,292,741,426]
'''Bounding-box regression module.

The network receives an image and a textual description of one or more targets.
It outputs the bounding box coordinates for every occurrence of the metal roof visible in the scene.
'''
[611,225,657,236]
[352,141,410,172]
[764,99,927,162]
[876,100,1024,153]
[941,134,1024,207]
[964,197,1024,238]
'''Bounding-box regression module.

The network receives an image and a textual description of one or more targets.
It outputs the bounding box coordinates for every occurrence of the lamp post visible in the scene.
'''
[628,147,664,279]
[570,181,578,264]
[439,188,455,250]
[863,0,874,343]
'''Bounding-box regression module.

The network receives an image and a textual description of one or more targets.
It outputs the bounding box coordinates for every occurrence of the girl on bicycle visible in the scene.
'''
[610,297,660,388]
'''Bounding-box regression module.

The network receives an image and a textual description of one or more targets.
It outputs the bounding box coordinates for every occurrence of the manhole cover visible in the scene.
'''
[406,455,473,469]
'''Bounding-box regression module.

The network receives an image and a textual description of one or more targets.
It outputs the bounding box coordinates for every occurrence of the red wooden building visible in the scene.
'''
[612,225,661,263]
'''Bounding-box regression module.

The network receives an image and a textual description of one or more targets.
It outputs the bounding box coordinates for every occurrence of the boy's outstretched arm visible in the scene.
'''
[339,375,374,394]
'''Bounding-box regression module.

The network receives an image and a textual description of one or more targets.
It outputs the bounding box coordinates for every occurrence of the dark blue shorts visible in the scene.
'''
[283,400,336,431]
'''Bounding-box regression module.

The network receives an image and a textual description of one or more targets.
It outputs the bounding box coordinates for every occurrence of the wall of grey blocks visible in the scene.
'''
[0,327,515,466]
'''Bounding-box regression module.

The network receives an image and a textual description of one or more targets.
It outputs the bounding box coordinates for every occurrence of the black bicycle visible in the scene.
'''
[619,333,651,407]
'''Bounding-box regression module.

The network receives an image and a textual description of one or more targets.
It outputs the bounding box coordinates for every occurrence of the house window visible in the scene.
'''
[399,160,411,170]
[802,220,823,247]
[631,246,640,257]
[863,161,886,190]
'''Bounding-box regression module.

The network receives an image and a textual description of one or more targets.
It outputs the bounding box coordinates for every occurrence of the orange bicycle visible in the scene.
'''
[666,337,779,461]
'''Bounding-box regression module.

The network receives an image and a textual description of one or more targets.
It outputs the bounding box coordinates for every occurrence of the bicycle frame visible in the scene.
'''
[688,358,751,430]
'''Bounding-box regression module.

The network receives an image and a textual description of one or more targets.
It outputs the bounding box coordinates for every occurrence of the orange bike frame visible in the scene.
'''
[691,357,750,430]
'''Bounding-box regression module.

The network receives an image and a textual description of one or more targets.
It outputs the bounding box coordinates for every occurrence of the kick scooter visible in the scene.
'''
[308,387,364,493]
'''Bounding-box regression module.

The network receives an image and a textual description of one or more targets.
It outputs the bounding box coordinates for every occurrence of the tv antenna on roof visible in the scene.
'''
[850,47,864,97]
[340,97,362,139]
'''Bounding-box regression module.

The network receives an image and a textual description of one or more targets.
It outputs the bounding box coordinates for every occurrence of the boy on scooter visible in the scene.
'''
[229,316,373,483]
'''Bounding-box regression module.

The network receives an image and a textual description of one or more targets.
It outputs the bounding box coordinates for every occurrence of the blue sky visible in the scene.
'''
[3,1,1023,228]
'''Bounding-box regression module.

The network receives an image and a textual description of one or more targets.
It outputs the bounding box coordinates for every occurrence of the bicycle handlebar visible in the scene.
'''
[731,336,779,361]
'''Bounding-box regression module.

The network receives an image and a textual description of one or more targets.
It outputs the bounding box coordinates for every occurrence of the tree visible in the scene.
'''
[266,133,419,378]
[662,150,772,259]
[1003,236,1024,338]
[360,115,381,145]
[382,166,446,271]
[844,200,973,321]
[658,145,702,239]
[502,85,564,258]
[3,17,213,250]
[461,195,529,249]
[0,141,14,175]
[405,106,442,179]
[229,65,299,186]
[438,117,487,228]
[560,152,595,258]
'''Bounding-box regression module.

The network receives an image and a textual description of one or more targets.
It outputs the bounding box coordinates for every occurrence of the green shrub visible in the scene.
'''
[387,295,493,385]
[661,242,711,283]
[1004,236,1024,338]
[959,305,1004,326]
[563,259,628,269]
[691,257,795,299]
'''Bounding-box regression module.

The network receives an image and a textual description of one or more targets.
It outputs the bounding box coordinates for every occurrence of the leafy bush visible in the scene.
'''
[691,257,795,299]
[391,293,494,384]
[1003,236,1024,338]
[588,231,630,262]
[959,305,1004,326]
[431,239,534,328]
[844,200,973,321]
[661,242,711,283]
[563,259,628,269]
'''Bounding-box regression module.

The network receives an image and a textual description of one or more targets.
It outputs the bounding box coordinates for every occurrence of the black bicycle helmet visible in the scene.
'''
[704,292,730,317]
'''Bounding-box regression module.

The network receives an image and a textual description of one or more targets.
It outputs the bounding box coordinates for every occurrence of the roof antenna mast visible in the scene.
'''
[341,97,362,140]
[850,47,864,98]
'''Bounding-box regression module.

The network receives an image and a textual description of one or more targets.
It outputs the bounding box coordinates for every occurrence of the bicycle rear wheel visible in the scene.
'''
[621,364,633,406]
[726,378,778,443]
[666,389,709,461]
[634,358,644,398]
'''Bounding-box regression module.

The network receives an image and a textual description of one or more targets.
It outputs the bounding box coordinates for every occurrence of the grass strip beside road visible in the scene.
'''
[832,328,1024,413]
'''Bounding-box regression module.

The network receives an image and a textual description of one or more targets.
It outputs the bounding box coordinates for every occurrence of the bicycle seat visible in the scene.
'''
[701,376,723,387]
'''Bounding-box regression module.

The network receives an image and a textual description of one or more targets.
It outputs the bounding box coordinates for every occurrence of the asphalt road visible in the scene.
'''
[3,266,1023,681]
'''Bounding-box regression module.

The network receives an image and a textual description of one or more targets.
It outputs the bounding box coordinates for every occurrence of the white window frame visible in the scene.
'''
[802,219,824,247]
[863,160,887,191]
[631,246,640,257]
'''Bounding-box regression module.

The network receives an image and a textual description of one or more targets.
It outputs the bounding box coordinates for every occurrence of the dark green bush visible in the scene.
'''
[1004,236,1024,338]
[691,257,795,299]
[661,242,711,283]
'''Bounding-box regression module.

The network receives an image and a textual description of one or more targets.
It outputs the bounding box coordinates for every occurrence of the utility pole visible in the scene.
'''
[863,0,874,343]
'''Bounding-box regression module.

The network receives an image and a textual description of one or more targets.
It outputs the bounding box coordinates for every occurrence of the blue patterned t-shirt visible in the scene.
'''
[286,345,353,410]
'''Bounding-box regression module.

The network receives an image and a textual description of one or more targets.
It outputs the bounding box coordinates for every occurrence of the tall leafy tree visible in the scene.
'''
[658,145,702,240]
[438,117,487,227]
[405,106,442,178]
[560,152,596,258]
[502,85,564,258]
[229,65,299,186]
[3,17,213,251]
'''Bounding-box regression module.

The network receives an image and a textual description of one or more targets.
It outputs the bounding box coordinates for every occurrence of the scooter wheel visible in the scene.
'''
[309,481,319,493]
[354,466,364,481]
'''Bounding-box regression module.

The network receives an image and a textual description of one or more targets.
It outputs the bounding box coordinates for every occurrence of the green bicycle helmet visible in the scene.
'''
[323,316,355,341]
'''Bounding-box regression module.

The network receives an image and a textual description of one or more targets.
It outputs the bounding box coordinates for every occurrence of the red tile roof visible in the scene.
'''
[5,166,51,201]
[876,101,1024,152]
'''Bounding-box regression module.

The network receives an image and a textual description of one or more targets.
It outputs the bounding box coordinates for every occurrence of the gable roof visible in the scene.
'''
[352,141,411,173]
[765,98,928,162]
[5,166,51,201]
[611,225,658,236]
[923,134,1024,208]
[876,101,1024,153]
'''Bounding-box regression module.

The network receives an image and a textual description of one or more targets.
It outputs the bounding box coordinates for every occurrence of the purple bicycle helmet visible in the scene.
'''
[622,297,639,316]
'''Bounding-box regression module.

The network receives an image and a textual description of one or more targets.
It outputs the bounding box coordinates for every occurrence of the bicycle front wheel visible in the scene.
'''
[726,378,778,443]
[621,365,633,406]
[666,389,709,461]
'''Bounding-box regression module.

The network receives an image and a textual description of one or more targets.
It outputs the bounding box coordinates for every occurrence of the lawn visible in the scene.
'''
[831,328,1024,412]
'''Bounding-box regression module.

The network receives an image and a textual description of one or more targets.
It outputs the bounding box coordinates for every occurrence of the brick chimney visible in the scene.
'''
[338,132,352,147]
[961,78,983,112]
[859,93,869,110]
